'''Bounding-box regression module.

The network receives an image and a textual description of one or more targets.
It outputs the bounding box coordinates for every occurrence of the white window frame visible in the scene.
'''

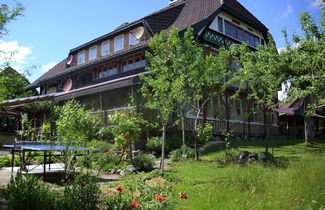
[101,41,109,56]
[129,32,139,46]
[77,50,85,64]
[114,34,124,51]
[89,46,97,61]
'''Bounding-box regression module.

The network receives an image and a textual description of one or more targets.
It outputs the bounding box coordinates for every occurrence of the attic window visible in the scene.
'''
[218,17,223,33]
[102,41,109,56]
[89,46,97,60]
[77,51,85,64]
[114,34,124,51]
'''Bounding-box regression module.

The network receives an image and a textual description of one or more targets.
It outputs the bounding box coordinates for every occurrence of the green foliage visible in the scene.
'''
[60,174,100,210]
[17,113,37,141]
[169,146,195,162]
[103,178,174,210]
[0,2,24,38]
[146,137,164,157]
[0,154,19,167]
[55,100,98,146]
[133,154,155,172]
[97,126,113,142]
[0,67,33,101]
[221,130,235,157]
[197,123,213,144]
[3,173,57,210]
[109,110,146,148]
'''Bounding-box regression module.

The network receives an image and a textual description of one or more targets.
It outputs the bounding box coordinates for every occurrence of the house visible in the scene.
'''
[274,98,325,139]
[0,0,279,139]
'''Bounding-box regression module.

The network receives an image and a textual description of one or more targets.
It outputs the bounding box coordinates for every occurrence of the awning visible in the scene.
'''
[0,72,147,108]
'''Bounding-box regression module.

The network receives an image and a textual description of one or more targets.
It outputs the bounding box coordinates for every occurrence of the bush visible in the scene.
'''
[60,174,100,210]
[169,146,195,162]
[0,155,19,168]
[3,173,58,210]
[146,137,166,157]
[133,154,155,172]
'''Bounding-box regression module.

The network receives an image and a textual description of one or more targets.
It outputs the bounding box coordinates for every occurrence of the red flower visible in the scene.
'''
[115,186,123,192]
[179,193,188,199]
[80,181,88,187]
[130,201,140,208]
[155,195,165,201]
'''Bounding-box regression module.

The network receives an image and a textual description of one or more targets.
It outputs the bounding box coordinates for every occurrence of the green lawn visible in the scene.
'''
[166,139,325,210]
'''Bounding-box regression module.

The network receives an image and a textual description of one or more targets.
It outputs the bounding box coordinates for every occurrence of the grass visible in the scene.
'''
[166,139,325,210]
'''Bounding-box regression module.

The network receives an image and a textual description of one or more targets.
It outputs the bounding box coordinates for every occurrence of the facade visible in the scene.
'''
[1,0,280,138]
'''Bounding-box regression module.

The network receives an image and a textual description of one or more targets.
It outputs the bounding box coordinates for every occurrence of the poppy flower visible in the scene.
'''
[130,201,140,208]
[115,186,123,192]
[80,181,88,187]
[155,195,165,201]
[179,193,188,199]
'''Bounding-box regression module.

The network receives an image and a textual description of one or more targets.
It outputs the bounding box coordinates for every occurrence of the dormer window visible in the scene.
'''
[102,41,109,56]
[77,50,85,64]
[114,34,124,51]
[129,32,139,46]
[89,46,97,60]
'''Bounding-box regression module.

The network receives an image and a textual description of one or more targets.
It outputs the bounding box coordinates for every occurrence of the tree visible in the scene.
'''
[55,100,98,178]
[141,27,189,171]
[228,34,285,145]
[0,2,24,38]
[109,109,147,164]
[0,67,33,101]
[280,7,325,142]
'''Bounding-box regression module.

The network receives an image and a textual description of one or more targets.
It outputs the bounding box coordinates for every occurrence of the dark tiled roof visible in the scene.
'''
[29,0,268,89]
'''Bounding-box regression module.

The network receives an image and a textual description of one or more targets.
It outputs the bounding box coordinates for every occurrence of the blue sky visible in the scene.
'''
[0,0,322,83]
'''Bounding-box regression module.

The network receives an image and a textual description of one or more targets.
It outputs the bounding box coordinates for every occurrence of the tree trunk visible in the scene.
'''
[225,94,230,132]
[304,95,314,143]
[194,115,199,161]
[160,123,166,172]
[181,111,186,147]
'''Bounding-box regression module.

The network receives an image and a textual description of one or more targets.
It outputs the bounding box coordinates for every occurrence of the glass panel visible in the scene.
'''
[225,20,231,36]
[244,31,250,44]
[237,28,243,41]
[218,17,223,33]
[78,51,85,64]
[249,34,255,47]
[231,24,237,38]
[129,32,139,46]
[122,62,127,72]
[102,41,109,55]
[255,36,260,47]
[128,60,134,71]
[114,35,124,51]
[89,46,97,60]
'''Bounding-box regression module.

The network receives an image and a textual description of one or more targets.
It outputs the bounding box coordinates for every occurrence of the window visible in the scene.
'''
[244,31,250,44]
[129,32,139,46]
[89,46,97,60]
[114,34,124,51]
[77,51,85,64]
[102,41,109,56]
[225,20,231,36]
[254,36,260,47]
[237,28,243,41]
[98,65,118,79]
[261,38,265,46]
[218,17,223,33]
[249,34,255,47]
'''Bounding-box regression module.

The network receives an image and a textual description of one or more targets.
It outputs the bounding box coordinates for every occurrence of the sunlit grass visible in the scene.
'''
[168,139,325,210]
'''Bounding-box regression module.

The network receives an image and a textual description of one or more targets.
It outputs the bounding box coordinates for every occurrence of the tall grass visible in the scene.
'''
[169,140,325,209]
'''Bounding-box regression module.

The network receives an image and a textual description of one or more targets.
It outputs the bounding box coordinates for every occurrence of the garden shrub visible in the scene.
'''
[0,155,19,168]
[133,154,155,172]
[146,137,166,157]
[169,146,195,162]
[3,173,58,210]
[60,174,100,210]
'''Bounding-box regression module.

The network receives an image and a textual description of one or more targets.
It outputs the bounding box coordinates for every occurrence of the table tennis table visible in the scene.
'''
[4,141,92,181]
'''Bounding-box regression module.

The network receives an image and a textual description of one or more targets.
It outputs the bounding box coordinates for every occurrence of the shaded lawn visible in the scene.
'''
[167,139,325,210]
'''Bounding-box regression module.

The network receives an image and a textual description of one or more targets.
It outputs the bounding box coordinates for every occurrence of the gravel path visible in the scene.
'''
[0,168,14,187]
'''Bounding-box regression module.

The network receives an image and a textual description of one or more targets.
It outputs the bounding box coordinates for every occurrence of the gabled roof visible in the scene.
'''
[29,0,269,89]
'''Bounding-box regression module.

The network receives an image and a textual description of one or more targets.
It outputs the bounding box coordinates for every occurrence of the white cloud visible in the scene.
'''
[41,62,57,72]
[311,0,323,8]
[0,40,32,64]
